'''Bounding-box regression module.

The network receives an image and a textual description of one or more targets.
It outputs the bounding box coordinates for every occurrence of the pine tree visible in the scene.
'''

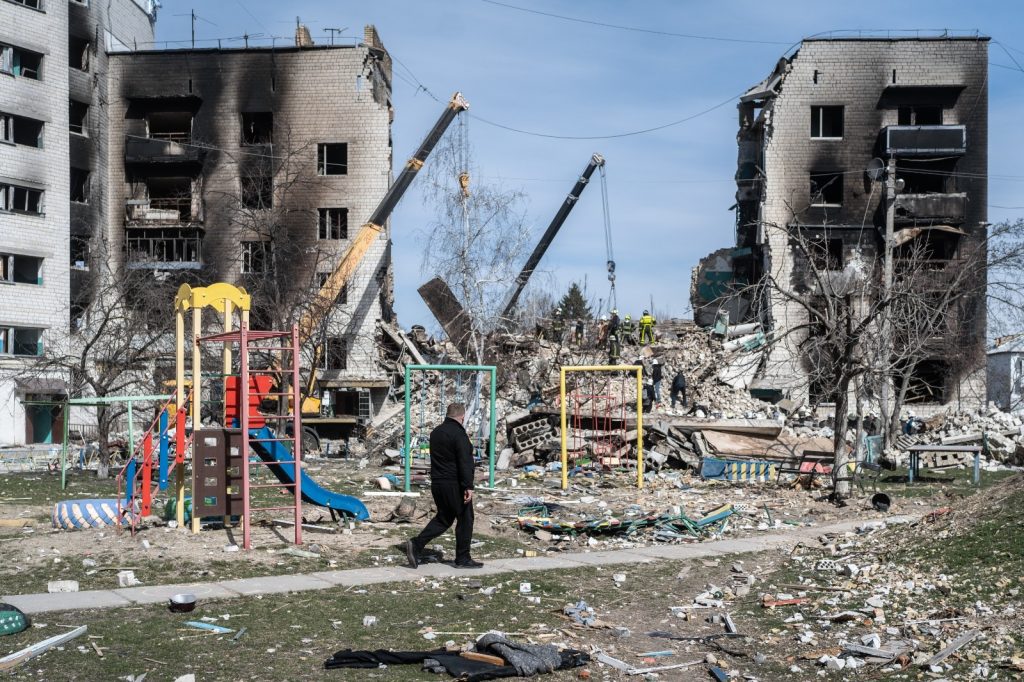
[554,282,592,321]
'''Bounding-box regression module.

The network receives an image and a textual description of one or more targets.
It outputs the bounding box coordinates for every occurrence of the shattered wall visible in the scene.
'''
[722,38,989,407]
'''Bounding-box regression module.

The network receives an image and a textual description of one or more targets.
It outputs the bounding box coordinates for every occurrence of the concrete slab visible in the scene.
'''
[552,550,651,566]
[113,582,240,605]
[217,573,333,595]
[312,567,419,587]
[2,590,132,614]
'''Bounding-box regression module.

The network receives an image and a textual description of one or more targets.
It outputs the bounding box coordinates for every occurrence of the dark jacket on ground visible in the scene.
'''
[429,417,475,490]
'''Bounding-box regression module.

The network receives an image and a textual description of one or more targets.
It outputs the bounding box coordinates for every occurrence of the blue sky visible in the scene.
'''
[154,0,1024,328]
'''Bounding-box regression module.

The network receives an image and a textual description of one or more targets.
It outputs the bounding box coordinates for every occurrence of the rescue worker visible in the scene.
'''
[651,359,663,405]
[639,310,657,345]
[609,309,620,336]
[670,371,687,409]
[597,314,609,345]
[574,319,585,346]
[622,314,636,345]
[607,331,621,365]
[551,308,565,342]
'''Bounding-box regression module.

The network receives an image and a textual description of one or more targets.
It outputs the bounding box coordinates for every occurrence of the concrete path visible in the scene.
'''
[2,516,910,615]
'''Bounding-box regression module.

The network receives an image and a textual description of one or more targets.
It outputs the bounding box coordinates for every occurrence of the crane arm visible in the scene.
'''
[499,153,605,320]
[297,92,469,344]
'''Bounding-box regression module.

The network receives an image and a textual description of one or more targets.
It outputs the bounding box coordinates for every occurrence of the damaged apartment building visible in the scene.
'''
[0,0,158,446]
[105,25,397,437]
[0,13,397,446]
[692,35,989,410]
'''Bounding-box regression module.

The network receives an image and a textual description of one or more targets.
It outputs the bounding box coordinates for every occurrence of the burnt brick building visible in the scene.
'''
[694,35,989,410]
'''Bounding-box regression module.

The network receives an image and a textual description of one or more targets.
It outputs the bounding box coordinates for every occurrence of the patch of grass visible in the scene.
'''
[875,466,1016,499]
[0,471,119,508]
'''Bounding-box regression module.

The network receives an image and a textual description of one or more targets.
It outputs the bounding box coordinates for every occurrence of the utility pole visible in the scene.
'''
[191,9,196,48]
[880,156,896,447]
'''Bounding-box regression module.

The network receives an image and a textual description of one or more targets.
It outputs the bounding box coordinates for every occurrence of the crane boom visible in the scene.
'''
[297,92,469,344]
[499,153,605,320]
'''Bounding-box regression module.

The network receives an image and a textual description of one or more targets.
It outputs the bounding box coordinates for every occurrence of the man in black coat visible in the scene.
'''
[405,403,482,569]
[670,372,687,409]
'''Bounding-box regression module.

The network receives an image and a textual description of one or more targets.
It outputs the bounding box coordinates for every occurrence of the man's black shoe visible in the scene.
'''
[404,540,419,569]
[454,558,484,569]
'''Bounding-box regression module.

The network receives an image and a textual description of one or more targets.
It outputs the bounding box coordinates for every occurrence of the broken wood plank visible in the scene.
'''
[0,519,34,528]
[0,626,88,671]
[842,643,896,660]
[919,629,979,667]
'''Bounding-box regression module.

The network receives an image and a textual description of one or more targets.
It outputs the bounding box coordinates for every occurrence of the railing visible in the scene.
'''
[884,125,967,156]
[126,197,198,223]
[149,132,191,143]
[126,230,202,267]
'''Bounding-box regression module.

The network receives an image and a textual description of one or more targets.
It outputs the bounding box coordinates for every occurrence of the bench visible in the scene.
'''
[905,445,983,484]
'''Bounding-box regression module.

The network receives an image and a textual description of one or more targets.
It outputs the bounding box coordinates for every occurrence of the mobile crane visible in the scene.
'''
[296,92,469,430]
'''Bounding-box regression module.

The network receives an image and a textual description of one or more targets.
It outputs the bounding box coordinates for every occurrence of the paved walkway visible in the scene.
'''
[3,516,910,615]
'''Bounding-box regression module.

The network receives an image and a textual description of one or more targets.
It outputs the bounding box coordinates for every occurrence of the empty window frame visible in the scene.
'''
[904,358,948,404]
[241,112,273,145]
[316,273,348,304]
[0,44,43,80]
[70,167,90,203]
[240,241,271,274]
[68,36,90,72]
[146,111,192,142]
[809,172,843,207]
[317,143,348,175]
[0,327,43,356]
[897,106,942,126]
[241,174,273,209]
[808,237,844,271]
[69,100,89,135]
[0,113,44,147]
[323,336,347,370]
[8,0,43,9]
[318,207,348,239]
[0,183,43,214]
[0,253,43,284]
[810,105,843,138]
[70,236,89,269]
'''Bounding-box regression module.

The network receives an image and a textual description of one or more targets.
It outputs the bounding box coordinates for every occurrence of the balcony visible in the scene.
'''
[126,227,203,270]
[125,135,202,165]
[126,197,201,226]
[894,192,967,224]
[884,125,966,156]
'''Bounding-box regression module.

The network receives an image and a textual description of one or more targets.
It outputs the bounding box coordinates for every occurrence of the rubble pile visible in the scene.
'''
[755,473,1024,676]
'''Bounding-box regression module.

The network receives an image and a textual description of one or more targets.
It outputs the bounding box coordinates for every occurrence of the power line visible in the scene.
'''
[476,0,792,45]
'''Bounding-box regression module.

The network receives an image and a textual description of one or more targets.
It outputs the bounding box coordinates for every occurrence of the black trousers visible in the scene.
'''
[411,481,474,562]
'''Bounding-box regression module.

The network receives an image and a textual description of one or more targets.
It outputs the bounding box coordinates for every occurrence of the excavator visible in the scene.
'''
[292,92,469,439]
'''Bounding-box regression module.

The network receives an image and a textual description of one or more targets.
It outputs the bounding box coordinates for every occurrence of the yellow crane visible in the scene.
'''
[297,92,469,417]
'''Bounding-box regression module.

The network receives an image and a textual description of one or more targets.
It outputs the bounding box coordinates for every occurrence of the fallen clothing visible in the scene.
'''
[324,641,589,680]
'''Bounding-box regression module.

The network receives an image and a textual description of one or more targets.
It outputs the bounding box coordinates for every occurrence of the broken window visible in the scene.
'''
[0,113,44,147]
[323,337,347,370]
[141,176,196,222]
[0,184,43,214]
[316,273,348,304]
[240,241,271,274]
[904,358,948,404]
[70,167,90,203]
[810,105,843,138]
[317,143,348,175]
[897,158,956,194]
[241,112,273,145]
[808,237,844,271]
[70,236,89,269]
[69,100,89,135]
[318,208,348,240]
[0,44,42,80]
[897,106,942,126]
[68,36,90,72]
[9,0,42,8]
[0,327,43,356]
[241,174,273,209]
[0,254,43,284]
[147,111,192,142]
[809,172,843,206]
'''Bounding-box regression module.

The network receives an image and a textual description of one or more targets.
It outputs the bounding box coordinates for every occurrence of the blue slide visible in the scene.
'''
[248,426,370,520]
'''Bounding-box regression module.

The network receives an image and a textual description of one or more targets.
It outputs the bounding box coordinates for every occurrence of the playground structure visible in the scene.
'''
[559,365,644,490]
[402,364,498,492]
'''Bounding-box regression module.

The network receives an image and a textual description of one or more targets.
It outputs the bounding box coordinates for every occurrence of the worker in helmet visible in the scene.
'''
[622,314,636,345]
[551,308,565,342]
[609,309,620,337]
[607,331,621,365]
[639,310,657,345]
